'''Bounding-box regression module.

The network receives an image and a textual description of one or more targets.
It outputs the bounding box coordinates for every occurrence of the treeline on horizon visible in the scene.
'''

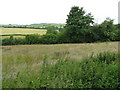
[0,23,65,29]
[1,6,120,45]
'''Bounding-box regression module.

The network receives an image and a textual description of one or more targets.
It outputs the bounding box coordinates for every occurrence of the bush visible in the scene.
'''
[46,26,59,34]
[14,38,26,45]
[2,38,13,45]
[57,32,70,43]
[80,52,118,88]
[40,33,57,44]
[95,52,118,64]
[25,34,41,44]
[37,52,119,88]
[113,30,120,41]
[2,37,27,45]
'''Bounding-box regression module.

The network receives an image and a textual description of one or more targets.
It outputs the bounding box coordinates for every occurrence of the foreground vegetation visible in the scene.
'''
[3,52,118,88]
[2,42,118,88]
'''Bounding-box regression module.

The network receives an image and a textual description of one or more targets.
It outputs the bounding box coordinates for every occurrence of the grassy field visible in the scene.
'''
[2,42,119,88]
[26,23,65,28]
[0,23,65,29]
[1,28,47,39]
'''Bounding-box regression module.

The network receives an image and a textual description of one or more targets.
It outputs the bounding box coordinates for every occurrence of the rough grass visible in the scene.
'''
[2,42,119,88]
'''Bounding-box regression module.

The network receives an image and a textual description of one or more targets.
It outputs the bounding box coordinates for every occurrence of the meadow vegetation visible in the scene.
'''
[2,42,119,88]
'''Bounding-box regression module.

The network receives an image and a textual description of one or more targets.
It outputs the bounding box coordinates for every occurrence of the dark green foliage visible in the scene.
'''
[65,6,94,43]
[98,18,115,41]
[2,38,14,45]
[76,28,96,43]
[64,6,119,43]
[80,54,118,88]
[66,6,94,27]
[25,34,40,44]
[2,34,58,45]
[64,25,79,43]
[113,23,120,41]
[64,25,97,43]
[57,32,69,43]
[2,37,26,45]
[40,33,57,44]
[113,29,120,41]
[14,38,26,45]
[90,18,119,42]
[46,26,59,34]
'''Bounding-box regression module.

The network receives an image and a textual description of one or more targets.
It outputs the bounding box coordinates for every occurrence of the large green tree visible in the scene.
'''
[65,6,94,43]
[66,6,94,28]
[92,18,116,41]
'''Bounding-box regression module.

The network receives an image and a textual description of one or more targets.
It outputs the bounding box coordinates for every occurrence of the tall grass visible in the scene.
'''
[3,51,119,88]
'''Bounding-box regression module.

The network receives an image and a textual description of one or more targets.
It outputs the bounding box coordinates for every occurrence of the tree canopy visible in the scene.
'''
[65,6,94,43]
[66,6,94,29]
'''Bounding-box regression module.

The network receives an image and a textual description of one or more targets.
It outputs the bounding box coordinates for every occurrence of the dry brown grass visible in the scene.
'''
[2,42,118,63]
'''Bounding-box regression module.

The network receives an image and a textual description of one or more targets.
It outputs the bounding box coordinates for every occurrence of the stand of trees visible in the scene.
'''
[1,6,120,45]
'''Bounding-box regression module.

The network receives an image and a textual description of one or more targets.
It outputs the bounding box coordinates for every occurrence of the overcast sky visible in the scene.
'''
[0,0,119,25]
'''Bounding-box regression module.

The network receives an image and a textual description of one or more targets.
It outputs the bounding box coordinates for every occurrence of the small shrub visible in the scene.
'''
[95,52,118,64]
[25,34,41,44]
[38,52,119,88]
[40,33,57,44]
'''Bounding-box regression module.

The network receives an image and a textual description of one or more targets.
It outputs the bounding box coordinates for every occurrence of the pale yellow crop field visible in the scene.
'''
[0,28,47,35]
[1,36,26,39]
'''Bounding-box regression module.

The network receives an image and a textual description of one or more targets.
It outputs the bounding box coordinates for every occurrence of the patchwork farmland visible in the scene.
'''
[0,28,47,39]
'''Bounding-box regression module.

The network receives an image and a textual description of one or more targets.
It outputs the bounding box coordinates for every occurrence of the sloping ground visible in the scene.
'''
[1,28,47,35]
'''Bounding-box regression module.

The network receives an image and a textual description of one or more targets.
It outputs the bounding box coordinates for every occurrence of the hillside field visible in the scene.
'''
[2,42,118,88]
[0,28,47,39]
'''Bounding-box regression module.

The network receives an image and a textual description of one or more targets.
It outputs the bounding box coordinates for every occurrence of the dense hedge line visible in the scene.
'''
[1,34,58,45]
[0,23,65,29]
[1,24,120,45]
[1,30,119,46]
